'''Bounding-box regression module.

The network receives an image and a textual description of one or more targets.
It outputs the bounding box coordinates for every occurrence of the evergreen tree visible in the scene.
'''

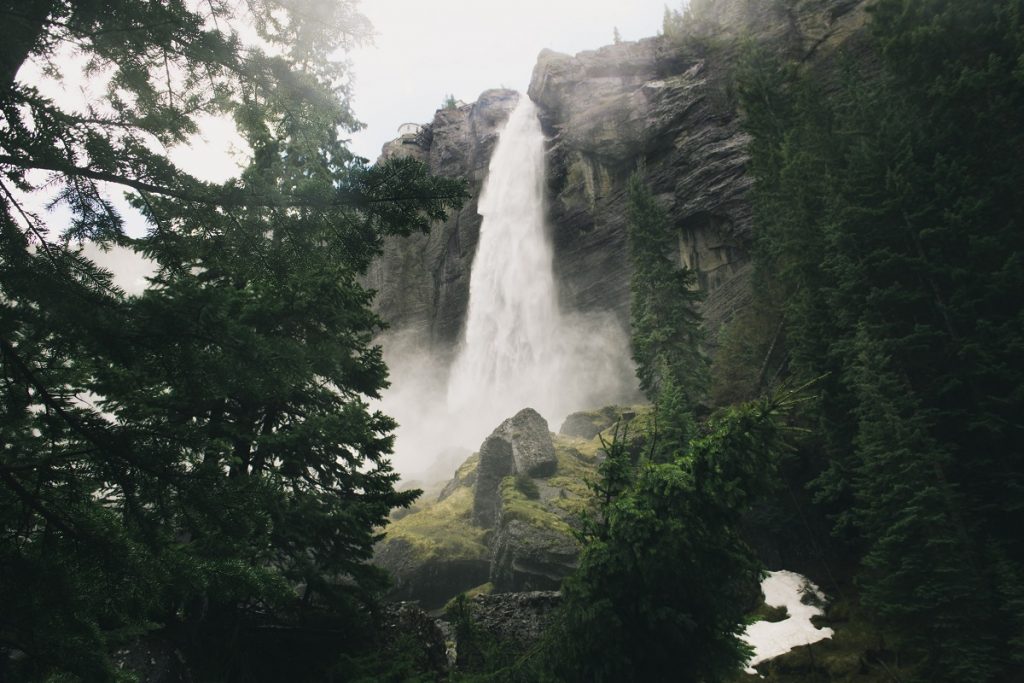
[544,393,793,683]
[626,166,708,409]
[738,0,1024,678]
[0,1,464,679]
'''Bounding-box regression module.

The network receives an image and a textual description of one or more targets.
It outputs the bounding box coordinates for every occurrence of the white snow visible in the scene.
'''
[742,570,834,675]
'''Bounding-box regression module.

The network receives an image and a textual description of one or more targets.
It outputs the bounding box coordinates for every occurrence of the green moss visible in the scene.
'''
[383,486,489,563]
[454,452,479,480]
[499,476,572,536]
[548,439,599,519]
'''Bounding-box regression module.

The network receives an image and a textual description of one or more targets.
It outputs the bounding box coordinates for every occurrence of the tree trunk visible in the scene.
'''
[0,0,59,93]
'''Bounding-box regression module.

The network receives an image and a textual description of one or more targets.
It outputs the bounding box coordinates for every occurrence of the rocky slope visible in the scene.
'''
[366,0,869,350]
[374,406,640,609]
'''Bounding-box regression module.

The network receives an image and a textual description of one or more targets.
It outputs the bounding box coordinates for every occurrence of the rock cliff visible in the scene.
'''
[528,0,869,335]
[366,0,869,349]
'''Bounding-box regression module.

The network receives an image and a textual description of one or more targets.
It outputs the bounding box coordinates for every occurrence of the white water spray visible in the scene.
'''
[447,98,561,420]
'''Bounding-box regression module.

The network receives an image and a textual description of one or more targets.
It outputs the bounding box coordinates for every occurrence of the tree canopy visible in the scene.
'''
[0,1,464,679]
[738,0,1024,678]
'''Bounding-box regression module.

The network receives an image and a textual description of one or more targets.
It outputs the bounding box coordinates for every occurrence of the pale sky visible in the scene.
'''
[347,0,671,160]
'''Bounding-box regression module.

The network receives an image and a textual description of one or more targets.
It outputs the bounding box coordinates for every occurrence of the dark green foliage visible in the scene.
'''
[738,0,1024,678]
[541,393,795,683]
[626,166,708,408]
[0,1,465,679]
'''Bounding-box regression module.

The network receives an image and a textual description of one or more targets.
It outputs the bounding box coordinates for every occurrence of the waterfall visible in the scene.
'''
[446,96,628,440]
[380,94,637,482]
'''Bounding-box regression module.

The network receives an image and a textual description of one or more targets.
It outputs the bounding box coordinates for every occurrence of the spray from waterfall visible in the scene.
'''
[380,94,638,484]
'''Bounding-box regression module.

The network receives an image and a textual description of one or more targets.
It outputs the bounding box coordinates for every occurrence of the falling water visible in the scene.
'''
[381,94,637,483]
[445,96,631,441]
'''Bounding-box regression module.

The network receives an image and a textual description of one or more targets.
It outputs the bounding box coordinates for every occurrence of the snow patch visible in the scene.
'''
[742,570,834,675]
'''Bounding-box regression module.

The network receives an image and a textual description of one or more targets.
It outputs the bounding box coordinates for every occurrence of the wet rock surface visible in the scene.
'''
[362,89,519,352]
[473,408,557,526]
[490,519,578,592]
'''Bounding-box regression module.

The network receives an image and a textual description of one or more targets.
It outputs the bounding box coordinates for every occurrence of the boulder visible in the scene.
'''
[490,518,578,593]
[499,408,557,478]
[558,405,626,439]
[444,591,562,668]
[471,434,515,528]
[472,408,556,528]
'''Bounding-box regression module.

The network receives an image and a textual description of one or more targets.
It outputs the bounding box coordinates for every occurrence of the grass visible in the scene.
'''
[454,453,480,481]
[383,486,489,563]
[498,475,572,536]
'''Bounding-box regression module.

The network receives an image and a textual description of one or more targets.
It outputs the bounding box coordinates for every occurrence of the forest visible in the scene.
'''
[1,0,1022,681]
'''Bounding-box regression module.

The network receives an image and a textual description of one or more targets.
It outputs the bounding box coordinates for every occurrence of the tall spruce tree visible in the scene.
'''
[626,168,707,406]
[543,393,794,683]
[0,1,464,679]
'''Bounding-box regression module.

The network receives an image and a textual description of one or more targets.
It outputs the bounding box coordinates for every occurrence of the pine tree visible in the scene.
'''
[544,393,792,683]
[0,1,465,678]
[738,0,1024,678]
[626,166,708,409]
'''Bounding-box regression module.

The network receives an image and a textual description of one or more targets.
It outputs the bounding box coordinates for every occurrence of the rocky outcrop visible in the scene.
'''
[472,408,557,526]
[374,537,491,609]
[490,518,578,592]
[375,407,628,607]
[444,591,561,668]
[472,434,516,528]
[559,405,631,439]
[529,0,869,336]
[504,409,558,477]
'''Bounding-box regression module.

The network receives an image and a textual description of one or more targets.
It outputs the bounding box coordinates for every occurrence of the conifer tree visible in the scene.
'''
[626,167,707,409]
[0,1,464,678]
[545,393,792,682]
[738,0,1024,678]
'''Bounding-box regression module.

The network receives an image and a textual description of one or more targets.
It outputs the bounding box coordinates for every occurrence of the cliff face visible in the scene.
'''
[528,0,869,335]
[367,0,869,349]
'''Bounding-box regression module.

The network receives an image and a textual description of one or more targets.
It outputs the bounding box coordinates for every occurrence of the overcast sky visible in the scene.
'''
[347,0,671,160]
